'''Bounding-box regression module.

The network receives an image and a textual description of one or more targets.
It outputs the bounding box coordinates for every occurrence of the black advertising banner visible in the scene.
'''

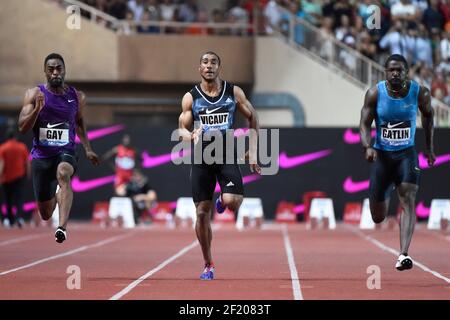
[2,126,449,222]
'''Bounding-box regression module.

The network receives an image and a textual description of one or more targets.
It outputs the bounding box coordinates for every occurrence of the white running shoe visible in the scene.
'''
[55,227,67,243]
[395,254,413,271]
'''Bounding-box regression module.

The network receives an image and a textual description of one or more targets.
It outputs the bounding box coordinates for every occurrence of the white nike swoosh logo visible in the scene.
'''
[47,123,64,129]
[387,122,404,129]
[68,99,75,103]
[206,107,222,114]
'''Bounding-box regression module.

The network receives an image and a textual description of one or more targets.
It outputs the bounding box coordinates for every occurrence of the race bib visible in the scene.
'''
[39,122,69,147]
[380,121,411,146]
[199,106,230,132]
[200,113,229,127]
[115,156,135,170]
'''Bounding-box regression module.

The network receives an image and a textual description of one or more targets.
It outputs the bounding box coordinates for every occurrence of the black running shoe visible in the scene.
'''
[395,254,413,271]
[55,227,67,243]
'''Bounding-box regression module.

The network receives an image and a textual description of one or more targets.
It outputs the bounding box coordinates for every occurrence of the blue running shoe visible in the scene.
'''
[215,197,226,214]
[200,264,215,280]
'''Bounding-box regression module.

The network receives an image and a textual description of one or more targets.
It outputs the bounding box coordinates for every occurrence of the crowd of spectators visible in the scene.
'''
[52,0,450,106]
[266,0,450,106]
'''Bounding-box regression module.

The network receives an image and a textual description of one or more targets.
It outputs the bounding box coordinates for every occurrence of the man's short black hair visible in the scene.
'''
[44,53,65,67]
[384,54,408,70]
[200,51,221,65]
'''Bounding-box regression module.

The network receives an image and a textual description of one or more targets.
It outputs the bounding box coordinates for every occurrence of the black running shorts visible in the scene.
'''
[369,147,420,202]
[190,163,244,203]
[32,152,78,202]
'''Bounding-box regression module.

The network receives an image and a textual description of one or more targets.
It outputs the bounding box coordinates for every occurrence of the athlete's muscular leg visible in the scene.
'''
[396,182,418,255]
[221,193,243,212]
[37,199,57,221]
[195,200,214,265]
[56,162,74,229]
[369,199,390,224]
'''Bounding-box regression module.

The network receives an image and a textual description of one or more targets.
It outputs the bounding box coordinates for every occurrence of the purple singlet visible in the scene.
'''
[31,84,79,159]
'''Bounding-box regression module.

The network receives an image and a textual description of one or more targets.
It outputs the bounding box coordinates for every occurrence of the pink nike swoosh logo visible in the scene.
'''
[343,177,369,193]
[343,128,376,144]
[279,150,332,169]
[141,150,191,168]
[415,202,430,218]
[293,204,305,215]
[234,128,249,137]
[418,152,450,169]
[71,175,116,192]
[214,174,261,193]
[75,124,125,143]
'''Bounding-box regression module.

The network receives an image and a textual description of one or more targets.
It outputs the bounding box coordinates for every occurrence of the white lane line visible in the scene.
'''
[346,225,450,284]
[110,240,199,300]
[0,233,133,276]
[0,233,47,247]
[110,225,223,300]
[281,224,303,300]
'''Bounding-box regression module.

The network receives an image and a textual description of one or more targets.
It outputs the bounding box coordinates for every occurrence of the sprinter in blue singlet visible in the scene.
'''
[359,54,435,271]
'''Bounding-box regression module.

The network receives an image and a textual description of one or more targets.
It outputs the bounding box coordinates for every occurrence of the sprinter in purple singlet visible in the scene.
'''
[18,53,99,243]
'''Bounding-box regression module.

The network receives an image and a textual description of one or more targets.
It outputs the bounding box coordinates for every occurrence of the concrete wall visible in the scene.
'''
[0,0,118,96]
[0,0,254,98]
[254,37,366,127]
[118,35,254,83]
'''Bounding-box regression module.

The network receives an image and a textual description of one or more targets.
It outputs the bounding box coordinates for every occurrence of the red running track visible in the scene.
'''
[0,222,448,300]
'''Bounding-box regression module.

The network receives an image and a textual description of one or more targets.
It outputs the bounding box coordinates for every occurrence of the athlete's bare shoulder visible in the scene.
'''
[363,84,378,109]
[366,84,378,98]
[181,92,193,111]
[24,87,41,100]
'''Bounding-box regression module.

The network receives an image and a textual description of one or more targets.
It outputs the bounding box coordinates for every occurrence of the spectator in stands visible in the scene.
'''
[331,0,354,29]
[118,10,136,35]
[335,14,351,42]
[228,0,250,35]
[439,0,450,29]
[184,9,210,35]
[440,29,450,62]
[422,0,445,35]
[318,16,335,61]
[437,33,450,74]
[137,8,160,33]
[415,24,434,68]
[0,129,30,228]
[178,0,200,22]
[302,0,322,26]
[357,30,377,60]
[210,9,229,36]
[160,0,177,22]
[390,0,420,24]
[339,33,357,75]
[128,0,145,22]
[412,62,433,89]
[116,169,157,224]
[379,21,409,57]
[108,0,128,20]
[279,0,309,45]
[414,0,429,12]
[263,0,283,34]
[431,71,448,97]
